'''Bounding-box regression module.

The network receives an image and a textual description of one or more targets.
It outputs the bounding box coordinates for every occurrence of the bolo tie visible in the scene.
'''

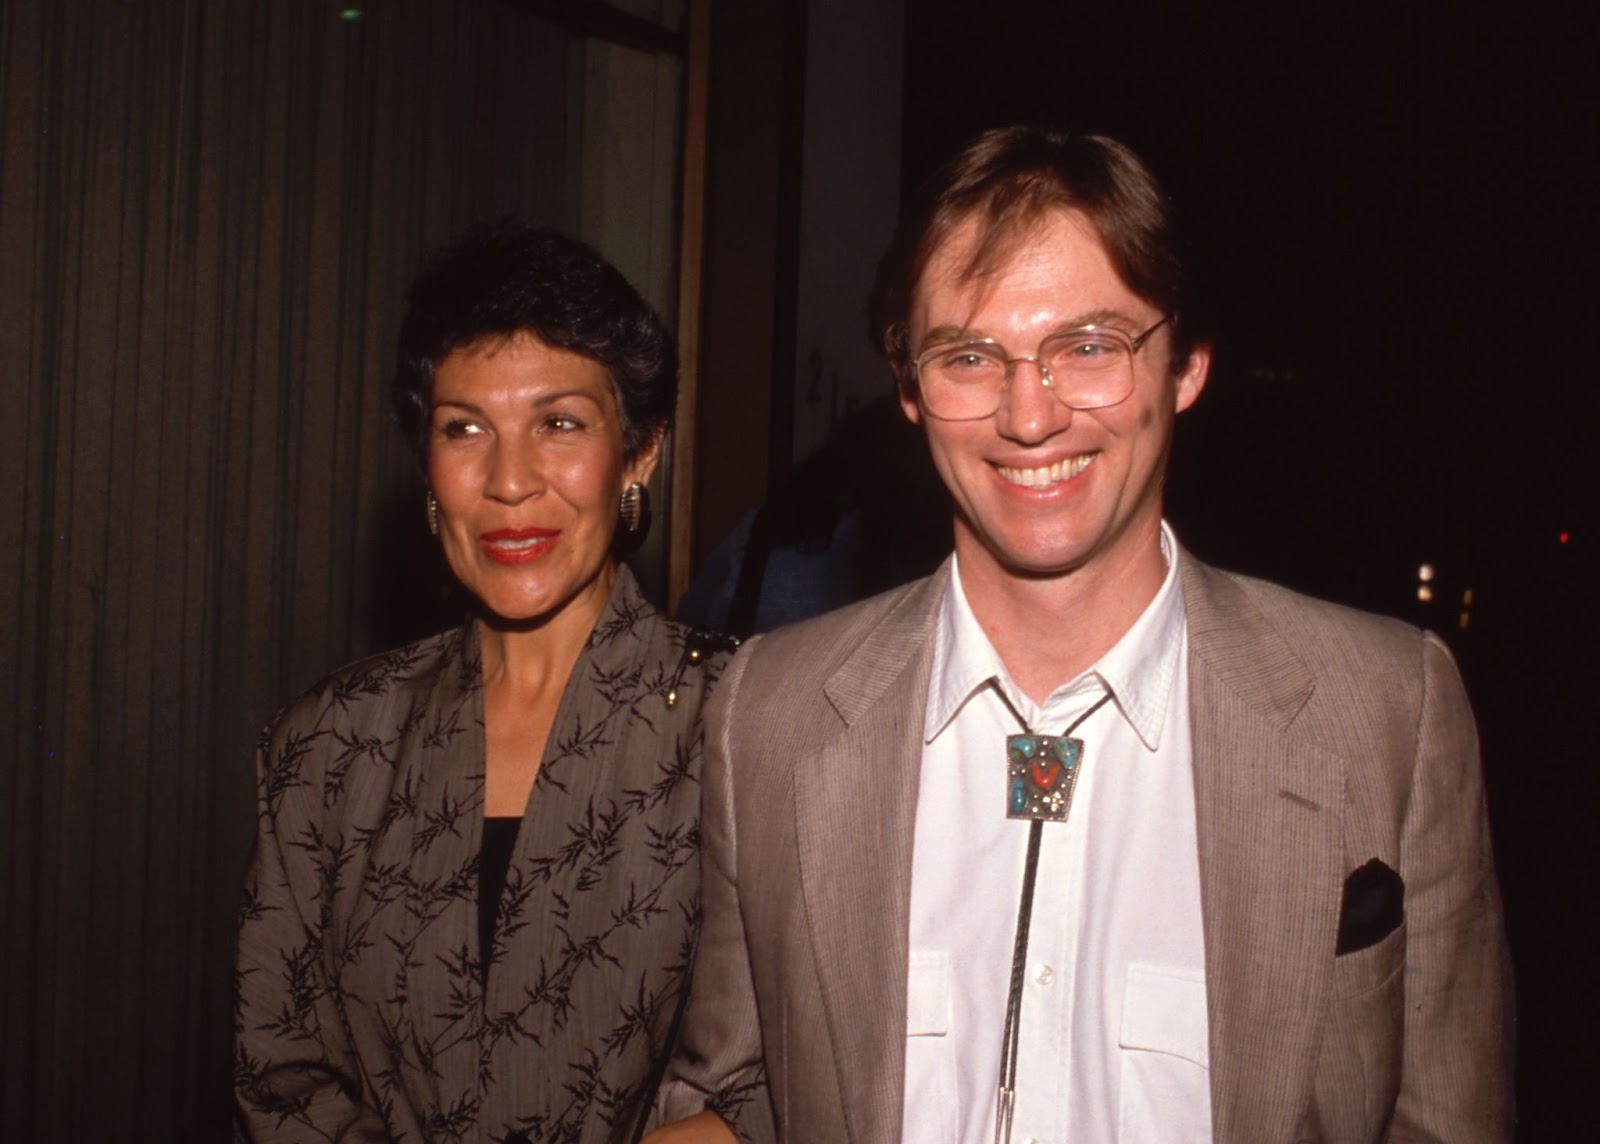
[992,688,1113,1144]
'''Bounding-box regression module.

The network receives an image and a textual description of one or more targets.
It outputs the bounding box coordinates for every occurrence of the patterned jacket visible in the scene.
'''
[235,568,731,1143]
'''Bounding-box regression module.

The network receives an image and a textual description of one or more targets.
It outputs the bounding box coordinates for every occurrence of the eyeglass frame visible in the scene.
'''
[909,314,1172,421]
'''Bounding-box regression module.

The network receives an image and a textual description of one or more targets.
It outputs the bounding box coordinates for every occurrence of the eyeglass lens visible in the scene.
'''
[917,330,1138,418]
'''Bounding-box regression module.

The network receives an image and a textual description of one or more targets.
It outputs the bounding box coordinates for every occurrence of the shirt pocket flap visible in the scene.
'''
[1118,963,1209,1067]
[906,950,951,1037]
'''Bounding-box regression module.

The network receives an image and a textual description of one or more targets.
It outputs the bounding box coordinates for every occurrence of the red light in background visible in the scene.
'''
[1559,531,1570,544]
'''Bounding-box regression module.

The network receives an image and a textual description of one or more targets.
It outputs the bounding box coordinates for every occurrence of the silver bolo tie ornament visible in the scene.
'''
[993,691,1111,1144]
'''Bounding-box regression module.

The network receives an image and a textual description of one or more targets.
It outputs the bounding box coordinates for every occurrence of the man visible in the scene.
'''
[651,127,1511,1143]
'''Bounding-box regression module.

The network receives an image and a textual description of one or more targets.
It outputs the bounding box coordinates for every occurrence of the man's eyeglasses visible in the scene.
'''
[910,316,1170,421]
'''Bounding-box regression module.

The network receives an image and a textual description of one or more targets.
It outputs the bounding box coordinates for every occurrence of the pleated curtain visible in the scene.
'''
[0,1,585,1138]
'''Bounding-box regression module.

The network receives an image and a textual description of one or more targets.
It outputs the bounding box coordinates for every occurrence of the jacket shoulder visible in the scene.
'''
[1184,556,1469,756]
[1198,561,1440,672]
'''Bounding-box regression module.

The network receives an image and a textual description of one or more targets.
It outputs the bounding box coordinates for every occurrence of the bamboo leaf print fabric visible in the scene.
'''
[235,570,731,1143]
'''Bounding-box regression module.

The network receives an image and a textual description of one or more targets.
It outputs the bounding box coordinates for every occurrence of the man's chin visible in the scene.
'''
[959,531,1097,583]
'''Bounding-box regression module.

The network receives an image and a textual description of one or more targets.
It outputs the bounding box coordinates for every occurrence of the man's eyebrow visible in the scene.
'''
[917,309,1145,349]
[919,324,979,347]
[1069,307,1141,329]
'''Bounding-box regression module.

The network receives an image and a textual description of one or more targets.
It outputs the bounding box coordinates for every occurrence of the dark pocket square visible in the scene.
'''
[1336,858,1404,955]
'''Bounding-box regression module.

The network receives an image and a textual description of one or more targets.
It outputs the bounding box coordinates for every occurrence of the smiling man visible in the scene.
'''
[652,127,1512,1143]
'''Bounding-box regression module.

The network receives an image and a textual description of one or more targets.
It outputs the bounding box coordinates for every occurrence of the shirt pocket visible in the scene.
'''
[903,950,957,1144]
[1117,963,1212,1144]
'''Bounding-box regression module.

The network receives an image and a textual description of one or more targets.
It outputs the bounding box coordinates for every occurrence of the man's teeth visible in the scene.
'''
[999,454,1095,488]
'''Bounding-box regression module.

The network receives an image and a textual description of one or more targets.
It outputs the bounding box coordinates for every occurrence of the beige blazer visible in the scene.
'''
[660,552,1512,1143]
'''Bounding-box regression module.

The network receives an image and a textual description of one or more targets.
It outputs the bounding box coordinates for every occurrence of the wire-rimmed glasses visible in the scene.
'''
[911,316,1170,421]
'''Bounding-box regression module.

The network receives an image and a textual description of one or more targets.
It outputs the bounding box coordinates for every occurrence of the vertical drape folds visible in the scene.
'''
[0,3,578,1139]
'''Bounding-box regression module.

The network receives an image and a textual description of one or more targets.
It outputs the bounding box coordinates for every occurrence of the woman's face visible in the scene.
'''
[427,332,659,626]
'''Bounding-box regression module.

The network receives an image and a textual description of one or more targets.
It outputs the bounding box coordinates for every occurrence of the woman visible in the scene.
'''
[235,223,732,1143]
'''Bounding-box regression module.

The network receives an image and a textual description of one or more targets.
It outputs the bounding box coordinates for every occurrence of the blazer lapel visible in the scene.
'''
[793,569,947,1144]
[1182,555,1346,1141]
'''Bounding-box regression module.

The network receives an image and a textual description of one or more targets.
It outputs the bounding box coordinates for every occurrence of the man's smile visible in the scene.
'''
[996,452,1097,489]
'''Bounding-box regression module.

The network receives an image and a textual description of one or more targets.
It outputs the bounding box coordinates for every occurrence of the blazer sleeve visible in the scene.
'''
[1388,631,1514,1141]
[654,641,777,1141]
[233,715,389,1143]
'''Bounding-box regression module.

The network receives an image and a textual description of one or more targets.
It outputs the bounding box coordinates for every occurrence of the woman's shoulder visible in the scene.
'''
[601,568,739,675]
[252,624,478,823]
[263,623,476,746]
[568,573,739,738]
[663,619,740,711]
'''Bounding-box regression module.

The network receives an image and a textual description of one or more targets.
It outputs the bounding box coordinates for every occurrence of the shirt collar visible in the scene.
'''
[925,522,1187,752]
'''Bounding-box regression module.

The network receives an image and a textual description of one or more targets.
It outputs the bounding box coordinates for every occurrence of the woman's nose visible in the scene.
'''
[484,437,543,503]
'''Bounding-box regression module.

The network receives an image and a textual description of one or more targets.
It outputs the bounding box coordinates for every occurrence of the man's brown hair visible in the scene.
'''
[870,126,1195,383]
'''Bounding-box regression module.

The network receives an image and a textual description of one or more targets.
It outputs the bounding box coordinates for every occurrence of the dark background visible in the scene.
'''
[903,0,1595,1133]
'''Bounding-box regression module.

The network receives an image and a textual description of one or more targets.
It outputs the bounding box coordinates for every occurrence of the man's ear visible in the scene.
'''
[1174,343,1210,413]
[895,365,924,426]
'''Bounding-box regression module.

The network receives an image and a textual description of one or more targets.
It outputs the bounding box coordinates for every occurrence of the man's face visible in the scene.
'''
[900,209,1208,588]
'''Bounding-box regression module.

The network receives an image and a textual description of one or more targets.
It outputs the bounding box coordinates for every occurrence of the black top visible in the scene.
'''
[479,816,520,983]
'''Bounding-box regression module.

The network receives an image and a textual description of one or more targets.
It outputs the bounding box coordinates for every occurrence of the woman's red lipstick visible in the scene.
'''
[479,527,558,565]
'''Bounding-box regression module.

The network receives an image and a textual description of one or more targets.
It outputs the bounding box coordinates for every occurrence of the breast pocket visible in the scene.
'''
[1332,919,1406,1000]
[903,950,957,1144]
[1117,963,1211,1144]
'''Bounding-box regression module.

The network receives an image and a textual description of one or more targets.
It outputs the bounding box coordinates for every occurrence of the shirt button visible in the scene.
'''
[1035,963,1055,986]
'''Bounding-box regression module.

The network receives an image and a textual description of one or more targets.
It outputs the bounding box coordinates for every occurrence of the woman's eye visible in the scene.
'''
[438,419,484,440]
[544,413,585,432]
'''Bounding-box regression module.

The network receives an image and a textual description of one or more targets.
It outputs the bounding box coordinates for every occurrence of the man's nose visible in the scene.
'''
[995,359,1071,442]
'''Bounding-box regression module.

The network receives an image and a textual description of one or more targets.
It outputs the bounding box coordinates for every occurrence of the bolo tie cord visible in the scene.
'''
[994,689,1113,1144]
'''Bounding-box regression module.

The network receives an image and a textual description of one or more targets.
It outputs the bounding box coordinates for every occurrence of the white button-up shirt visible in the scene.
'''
[902,526,1212,1143]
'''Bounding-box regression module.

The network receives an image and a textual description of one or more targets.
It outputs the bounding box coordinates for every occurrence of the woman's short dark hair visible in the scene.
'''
[870,126,1195,379]
[393,221,675,464]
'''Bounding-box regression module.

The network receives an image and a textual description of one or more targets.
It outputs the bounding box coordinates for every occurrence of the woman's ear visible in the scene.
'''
[625,425,666,489]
